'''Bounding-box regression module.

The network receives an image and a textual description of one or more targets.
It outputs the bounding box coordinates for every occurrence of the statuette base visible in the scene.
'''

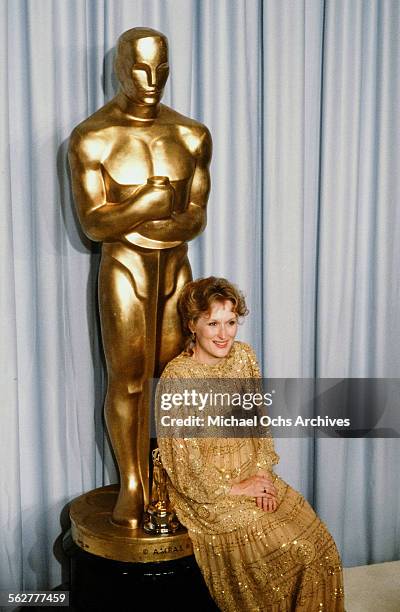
[70,485,193,562]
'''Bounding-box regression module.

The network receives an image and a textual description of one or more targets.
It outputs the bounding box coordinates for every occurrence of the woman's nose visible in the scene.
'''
[217,325,227,339]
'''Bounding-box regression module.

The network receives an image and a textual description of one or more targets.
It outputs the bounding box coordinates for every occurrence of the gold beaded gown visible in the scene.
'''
[157,341,345,611]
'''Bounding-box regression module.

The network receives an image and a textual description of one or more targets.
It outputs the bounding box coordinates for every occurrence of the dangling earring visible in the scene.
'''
[191,332,196,343]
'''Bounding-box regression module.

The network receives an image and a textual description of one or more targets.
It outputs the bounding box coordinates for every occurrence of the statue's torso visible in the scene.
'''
[101,125,195,216]
[84,103,203,248]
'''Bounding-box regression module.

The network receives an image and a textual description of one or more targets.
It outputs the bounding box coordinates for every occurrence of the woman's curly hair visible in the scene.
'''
[178,277,249,353]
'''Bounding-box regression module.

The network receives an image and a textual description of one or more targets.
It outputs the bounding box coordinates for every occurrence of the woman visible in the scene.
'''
[157,277,345,611]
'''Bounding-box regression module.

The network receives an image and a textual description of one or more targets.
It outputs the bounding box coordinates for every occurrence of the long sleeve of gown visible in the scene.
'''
[241,343,280,471]
[158,436,232,504]
[157,362,232,504]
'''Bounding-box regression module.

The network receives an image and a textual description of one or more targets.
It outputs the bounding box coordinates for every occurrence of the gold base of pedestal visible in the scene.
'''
[70,485,193,563]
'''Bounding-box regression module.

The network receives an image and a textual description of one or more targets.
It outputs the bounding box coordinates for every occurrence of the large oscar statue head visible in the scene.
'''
[114,27,169,106]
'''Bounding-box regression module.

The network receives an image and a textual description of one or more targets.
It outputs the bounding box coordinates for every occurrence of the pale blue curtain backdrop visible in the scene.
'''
[1,0,399,591]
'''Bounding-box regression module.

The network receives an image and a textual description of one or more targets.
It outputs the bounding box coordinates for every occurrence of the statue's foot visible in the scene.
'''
[111,485,144,529]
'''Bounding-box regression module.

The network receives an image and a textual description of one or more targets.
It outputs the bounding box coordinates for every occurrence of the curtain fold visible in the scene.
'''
[314,0,400,565]
[1,0,399,590]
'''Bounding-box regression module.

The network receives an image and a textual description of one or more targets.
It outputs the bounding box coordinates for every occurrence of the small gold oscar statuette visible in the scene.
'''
[143,449,180,535]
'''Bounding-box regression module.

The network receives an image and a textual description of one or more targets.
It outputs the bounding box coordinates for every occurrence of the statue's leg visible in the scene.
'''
[156,247,192,374]
[99,249,158,528]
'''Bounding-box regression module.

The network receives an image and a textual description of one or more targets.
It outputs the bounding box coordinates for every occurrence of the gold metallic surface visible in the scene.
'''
[143,449,180,534]
[68,27,212,531]
[70,485,193,562]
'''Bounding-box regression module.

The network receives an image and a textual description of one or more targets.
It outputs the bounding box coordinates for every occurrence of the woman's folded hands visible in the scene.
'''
[229,472,278,513]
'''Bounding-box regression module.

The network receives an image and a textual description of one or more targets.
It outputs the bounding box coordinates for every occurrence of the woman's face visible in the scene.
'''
[190,300,238,365]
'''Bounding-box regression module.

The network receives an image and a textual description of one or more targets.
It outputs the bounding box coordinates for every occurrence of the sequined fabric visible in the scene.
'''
[158,342,345,611]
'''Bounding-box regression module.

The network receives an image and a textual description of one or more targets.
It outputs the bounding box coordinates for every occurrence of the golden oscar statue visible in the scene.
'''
[67,27,211,562]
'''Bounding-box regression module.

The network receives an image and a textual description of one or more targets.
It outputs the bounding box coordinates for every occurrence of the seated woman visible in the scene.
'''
[157,277,345,612]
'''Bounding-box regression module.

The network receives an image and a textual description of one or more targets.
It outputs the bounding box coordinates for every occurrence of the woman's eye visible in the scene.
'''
[229,320,237,325]
[208,322,217,326]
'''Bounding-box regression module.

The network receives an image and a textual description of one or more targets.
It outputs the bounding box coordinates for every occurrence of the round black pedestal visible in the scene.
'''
[64,531,219,611]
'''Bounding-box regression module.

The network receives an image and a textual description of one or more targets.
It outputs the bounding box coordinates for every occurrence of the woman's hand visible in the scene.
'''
[229,473,277,512]
[255,495,278,512]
